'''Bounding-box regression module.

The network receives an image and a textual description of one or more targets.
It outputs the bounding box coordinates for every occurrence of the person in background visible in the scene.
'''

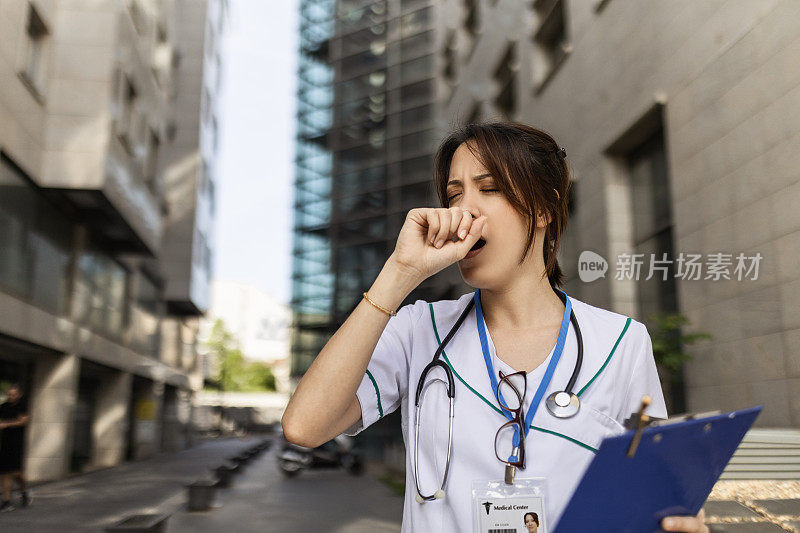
[0,383,30,512]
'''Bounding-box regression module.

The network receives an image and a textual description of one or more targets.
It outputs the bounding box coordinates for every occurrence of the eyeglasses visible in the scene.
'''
[494,369,528,474]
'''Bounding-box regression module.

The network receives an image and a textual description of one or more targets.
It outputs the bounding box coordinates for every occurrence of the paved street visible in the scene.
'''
[168,443,403,532]
[0,435,404,532]
[0,437,258,532]
[8,434,797,532]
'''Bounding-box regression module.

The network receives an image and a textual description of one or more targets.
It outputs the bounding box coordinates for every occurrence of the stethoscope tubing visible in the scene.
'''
[413,288,584,502]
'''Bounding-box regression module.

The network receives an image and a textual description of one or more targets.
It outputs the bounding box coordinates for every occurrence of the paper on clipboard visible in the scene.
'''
[553,405,762,533]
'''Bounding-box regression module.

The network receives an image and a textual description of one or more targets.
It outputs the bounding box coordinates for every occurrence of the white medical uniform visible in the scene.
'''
[345,291,667,532]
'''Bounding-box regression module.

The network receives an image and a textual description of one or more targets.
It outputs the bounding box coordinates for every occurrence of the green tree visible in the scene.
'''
[646,313,712,372]
[204,319,277,392]
[646,313,711,413]
[242,363,277,391]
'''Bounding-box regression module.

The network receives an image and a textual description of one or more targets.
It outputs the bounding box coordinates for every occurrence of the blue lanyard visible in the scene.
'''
[474,288,572,458]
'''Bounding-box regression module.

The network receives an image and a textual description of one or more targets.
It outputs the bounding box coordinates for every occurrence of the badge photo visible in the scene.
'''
[473,478,548,533]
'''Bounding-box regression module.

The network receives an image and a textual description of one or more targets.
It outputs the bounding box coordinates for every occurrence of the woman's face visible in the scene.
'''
[524,514,538,532]
[446,141,547,289]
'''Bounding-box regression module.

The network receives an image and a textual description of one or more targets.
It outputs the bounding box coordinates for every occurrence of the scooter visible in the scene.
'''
[278,433,364,478]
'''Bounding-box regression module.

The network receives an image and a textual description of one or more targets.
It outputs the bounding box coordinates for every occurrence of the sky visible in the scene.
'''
[213,0,300,306]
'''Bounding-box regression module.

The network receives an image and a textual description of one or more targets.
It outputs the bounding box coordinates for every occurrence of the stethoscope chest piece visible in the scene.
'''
[545,390,580,418]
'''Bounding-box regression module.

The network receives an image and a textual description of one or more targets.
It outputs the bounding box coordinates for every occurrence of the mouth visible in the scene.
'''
[464,238,486,259]
[470,238,486,252]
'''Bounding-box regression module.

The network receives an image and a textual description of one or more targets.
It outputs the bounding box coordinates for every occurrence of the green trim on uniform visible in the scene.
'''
[530,426,598,453]
[428,303,597,454]
[576,317,632,398]
[365,369,383,418]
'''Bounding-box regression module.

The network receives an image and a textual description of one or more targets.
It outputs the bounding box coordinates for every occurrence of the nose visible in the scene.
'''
[451,186,484,218]
[458,201,481,219]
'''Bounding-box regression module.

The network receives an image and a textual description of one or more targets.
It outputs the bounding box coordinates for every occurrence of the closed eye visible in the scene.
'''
[446,189,500,201]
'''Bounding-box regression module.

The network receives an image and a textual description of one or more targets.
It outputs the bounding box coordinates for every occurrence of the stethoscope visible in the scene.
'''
[413,287,584,503]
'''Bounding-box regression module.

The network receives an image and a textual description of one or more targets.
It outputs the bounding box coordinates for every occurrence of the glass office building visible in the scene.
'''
[291,0,461,384]
[292,0,800,434]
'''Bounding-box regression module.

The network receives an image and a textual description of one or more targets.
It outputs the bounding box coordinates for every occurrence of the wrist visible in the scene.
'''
[385,254,425,290]
[366,256,422,313]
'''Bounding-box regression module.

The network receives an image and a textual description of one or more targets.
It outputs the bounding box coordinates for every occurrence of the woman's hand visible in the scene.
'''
[661,508,708,532]
[390,206,487,282]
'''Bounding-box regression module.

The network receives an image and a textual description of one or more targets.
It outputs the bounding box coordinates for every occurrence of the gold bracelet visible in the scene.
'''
[363,292,397,316]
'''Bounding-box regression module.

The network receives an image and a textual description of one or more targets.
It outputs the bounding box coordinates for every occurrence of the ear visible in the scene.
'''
[535,210,552,228]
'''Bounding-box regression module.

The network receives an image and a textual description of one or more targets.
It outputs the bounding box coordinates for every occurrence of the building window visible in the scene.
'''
[399,104,433,133]
[400,6,431,38]
[0,157,72,316]
[628,128,677,321]
[400,30,432,61]
[400,182,433,207]
[19,3,50,101]
[531,0,572,94]
[144,129,160,194]
[493,42,517,118]
[398,79,432,107]
[131,272,161,357]
[75,247,128,339]
[400,54,432,84]
[400,128,435,158]
[116,73,138,152]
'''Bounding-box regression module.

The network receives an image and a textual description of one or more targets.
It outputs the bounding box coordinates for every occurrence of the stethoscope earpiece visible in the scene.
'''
[545,390,580,418]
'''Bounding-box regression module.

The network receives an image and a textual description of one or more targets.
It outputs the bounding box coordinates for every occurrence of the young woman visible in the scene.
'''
[525,511,539,533]
[282,122,707,532]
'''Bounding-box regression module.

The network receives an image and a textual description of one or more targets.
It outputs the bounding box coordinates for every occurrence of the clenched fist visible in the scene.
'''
[390,206,487,283]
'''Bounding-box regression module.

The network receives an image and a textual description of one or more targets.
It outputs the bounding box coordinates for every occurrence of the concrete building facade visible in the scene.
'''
[0,0,226,482]
[291,0,800,428]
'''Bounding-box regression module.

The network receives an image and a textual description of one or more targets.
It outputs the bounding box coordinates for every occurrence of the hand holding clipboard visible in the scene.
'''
[553,400,762,532]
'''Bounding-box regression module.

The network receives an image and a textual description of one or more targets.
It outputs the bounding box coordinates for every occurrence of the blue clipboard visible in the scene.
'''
[553,405,762,532]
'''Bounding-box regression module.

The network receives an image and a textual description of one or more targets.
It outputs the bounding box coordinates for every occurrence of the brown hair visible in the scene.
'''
[433,121,571,288]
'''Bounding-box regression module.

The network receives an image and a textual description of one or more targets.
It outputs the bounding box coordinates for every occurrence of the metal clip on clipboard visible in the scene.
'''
[622,395,722,457]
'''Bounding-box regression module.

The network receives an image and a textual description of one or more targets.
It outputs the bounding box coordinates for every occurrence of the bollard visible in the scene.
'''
[214,463,235,487]
[105,513,170,532]
[186,480,217,512]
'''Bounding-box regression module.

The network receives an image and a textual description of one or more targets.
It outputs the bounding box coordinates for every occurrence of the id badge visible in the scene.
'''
[472,478,548,533]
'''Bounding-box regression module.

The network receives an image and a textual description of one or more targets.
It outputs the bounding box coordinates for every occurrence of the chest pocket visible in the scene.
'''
[533,403,626,454]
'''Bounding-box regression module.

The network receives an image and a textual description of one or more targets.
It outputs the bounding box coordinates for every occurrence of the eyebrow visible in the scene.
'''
[446,173,493,187]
